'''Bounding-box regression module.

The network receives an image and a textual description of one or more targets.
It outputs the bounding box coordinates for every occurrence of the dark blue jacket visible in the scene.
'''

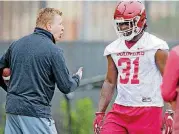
[0,27,80,118]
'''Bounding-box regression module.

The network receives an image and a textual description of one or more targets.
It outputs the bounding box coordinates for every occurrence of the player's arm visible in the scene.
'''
[97,55,118,112]
[155,49,168,76]
[155,49,173,109]
[161,47,179,102]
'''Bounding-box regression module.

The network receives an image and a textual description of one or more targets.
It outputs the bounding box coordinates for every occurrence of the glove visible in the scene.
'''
[76,67,83,80]
[93,112,105,134]
[163,110,174,134]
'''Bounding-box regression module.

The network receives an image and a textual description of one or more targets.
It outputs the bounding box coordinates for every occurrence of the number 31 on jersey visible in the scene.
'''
[118,57,139,84]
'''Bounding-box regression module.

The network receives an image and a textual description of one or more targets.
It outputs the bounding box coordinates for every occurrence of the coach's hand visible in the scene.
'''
[76,67,83,80]
[93,112,105,134]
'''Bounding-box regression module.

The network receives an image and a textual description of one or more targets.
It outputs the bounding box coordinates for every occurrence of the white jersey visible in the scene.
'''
[104,32,169,107]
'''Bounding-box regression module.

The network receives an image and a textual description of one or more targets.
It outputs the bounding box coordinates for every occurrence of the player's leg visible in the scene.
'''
[18,115,57,134]
[100,121,128,134]
[4,114,23,134]
[100,104,128,134]
[128,107,163,134]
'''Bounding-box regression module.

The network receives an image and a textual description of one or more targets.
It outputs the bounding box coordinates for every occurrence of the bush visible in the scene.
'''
[60,97,95,134]
[0,105,5,134]
[0,127,4,134]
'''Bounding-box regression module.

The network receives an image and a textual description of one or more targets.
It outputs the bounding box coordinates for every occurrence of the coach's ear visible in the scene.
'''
[0,68,7,92]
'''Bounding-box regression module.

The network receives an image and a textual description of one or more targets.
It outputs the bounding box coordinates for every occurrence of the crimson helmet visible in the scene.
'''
[113,1,147,41]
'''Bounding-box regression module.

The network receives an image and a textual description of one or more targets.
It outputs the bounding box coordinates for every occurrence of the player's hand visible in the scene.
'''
[164,110,174,134]
[93,112,105,134]
[76,67,83,80]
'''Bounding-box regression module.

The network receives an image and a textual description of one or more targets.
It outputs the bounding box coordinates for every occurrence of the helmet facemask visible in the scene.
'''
[114,16,141,41]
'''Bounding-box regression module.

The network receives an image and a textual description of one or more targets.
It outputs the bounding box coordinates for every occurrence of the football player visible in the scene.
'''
[161,45,179,133]
[94,1,169,134]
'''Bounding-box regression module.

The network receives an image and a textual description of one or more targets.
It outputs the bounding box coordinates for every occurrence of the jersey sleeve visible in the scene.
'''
[160,41,169,50]
[104,45,111,56]
[104,39,122,56]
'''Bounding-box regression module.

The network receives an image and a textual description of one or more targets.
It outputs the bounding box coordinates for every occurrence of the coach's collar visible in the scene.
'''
[34,27,56,44]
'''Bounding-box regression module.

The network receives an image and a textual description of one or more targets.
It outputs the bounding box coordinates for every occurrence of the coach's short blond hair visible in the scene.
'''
[36,8,62,28]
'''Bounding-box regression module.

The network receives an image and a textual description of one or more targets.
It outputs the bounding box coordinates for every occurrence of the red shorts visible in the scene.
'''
[100,103,162,134]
